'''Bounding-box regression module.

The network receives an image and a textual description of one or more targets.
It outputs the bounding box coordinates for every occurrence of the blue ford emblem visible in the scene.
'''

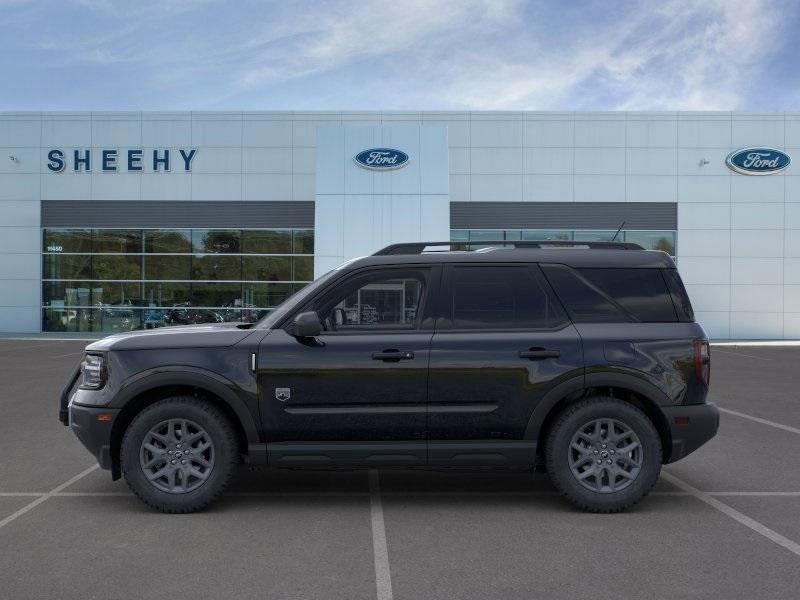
[354,148,409,170]
[726,147,790,175]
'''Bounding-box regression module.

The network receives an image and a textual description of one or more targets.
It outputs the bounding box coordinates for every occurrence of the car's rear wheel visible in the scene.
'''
[545,397,662,513]
[121,396,238,513]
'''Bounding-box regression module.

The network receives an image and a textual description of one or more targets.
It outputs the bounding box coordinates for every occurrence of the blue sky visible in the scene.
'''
[1,0,798,111]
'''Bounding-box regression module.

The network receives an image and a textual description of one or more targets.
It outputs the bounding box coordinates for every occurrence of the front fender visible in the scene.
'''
[110,366,260,444]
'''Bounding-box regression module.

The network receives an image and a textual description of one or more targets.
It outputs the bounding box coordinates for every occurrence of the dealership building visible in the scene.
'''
[0,110,798,339]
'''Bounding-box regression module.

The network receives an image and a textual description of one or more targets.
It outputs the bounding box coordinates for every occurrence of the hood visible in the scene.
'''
[85,322,259,352]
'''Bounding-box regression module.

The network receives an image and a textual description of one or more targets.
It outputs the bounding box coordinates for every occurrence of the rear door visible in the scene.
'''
[427,264,583,465]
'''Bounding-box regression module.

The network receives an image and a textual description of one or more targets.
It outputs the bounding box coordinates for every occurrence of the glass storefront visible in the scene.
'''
[42,228,313,333]
[451,229,676,255]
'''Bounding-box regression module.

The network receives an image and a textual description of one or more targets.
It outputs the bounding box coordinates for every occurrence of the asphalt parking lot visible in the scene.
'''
[1,339,799,599]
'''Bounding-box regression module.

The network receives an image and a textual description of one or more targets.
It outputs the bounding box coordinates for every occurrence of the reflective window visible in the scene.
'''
[93,230,142,253]
[143,282,191,307]
[43,229,91,253]
[92,255,142,280]
[243,256,291,281]
[293,256,314,281]
[574,230,616,242]
[42,228,314,332]
[521,230,572,241]
[318,271,427,330]
[293,229,314,254]
[244,283,294,308]
[43,254,92,280]
[191,255,242,281]
[242,230,292,254]
[623,231,676,255]
[577,268,678,322]
[540,265,625,323]
[144,255,192,280]
[144,230,191,253]
[449,266,567,329]
[452,229,676,254]
[191,229,241,253]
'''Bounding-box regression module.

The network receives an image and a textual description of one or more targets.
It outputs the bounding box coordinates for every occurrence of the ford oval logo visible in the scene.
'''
[354,148,409,170]
[726,147,790,175]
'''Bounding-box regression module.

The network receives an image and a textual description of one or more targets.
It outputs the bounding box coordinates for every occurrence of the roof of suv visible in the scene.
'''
[340,241,677,271]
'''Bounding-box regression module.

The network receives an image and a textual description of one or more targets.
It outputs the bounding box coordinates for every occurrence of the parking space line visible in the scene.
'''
[0,465,98,531]
[0,337,99,342]
[662,472,800,559]
[719,407,800,436]
[706,492,800,497]
[712,348,772,361]
[0,342,62,355]
[48,351,85,359]
[4,489,800,499]
[369,470,393,600]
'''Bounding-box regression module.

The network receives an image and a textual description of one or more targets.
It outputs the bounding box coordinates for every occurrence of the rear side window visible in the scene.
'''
[540,265,625,322]
[578,268,678,322]
[662,268,695,322]
[448,266,567,329]
[542,265,679,323]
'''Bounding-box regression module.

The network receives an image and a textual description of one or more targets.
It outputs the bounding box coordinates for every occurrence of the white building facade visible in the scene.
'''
[0,110,798,339]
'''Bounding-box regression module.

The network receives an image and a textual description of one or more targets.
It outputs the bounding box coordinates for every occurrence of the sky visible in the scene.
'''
[1,0,798,111]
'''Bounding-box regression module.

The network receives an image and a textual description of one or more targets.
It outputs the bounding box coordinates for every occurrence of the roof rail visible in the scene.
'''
[373,240,644,255]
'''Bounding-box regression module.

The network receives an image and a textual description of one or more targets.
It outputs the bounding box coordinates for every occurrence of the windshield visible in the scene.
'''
[255,270,338,329]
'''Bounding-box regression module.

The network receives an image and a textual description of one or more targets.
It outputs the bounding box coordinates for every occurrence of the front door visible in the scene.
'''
[427,264,583,465]
[257,266,438,465]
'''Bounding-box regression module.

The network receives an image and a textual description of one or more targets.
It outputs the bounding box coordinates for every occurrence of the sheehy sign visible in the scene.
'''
[46,149,197,172]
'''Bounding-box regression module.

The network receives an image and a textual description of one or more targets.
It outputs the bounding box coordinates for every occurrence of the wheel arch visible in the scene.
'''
[108,368,260,480]
[525,372,674,463]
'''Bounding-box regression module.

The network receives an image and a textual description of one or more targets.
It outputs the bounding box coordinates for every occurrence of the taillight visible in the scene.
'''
[693,339,710,387]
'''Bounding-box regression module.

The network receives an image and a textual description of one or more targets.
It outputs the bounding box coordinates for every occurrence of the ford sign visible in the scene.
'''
[725,147,790,175]
[354,148,409,170]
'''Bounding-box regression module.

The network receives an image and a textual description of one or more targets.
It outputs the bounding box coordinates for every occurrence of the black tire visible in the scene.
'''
[121,396,239,513]
[545,396,662,513]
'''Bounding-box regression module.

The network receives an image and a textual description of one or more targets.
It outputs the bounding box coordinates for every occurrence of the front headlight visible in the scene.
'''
[80,353,106,389]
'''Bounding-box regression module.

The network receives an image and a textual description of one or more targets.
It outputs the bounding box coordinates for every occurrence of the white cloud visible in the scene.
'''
[428,0,785,110]
[1,0,793,110]
[236,0,519,89]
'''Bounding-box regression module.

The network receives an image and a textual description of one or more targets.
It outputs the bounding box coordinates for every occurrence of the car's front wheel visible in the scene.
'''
[545,397,662,513]
[121,396,238,513]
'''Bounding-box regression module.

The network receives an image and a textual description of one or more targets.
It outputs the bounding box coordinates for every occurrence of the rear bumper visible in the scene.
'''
[69,402,120,470]
[662,402,720,463]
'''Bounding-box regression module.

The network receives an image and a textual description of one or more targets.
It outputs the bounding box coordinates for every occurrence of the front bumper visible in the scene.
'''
[662,402,720,463]
[68,402,120,471]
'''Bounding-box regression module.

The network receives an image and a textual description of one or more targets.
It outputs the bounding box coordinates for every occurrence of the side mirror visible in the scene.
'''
[289,311,322,338]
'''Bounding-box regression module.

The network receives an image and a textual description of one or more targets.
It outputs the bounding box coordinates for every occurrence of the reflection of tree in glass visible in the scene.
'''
[202,231,240,253]
[654,237,674,254]
[146,230,191,253]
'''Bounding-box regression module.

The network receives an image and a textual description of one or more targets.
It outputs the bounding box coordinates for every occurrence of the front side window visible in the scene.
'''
[448,266,567,330]
[317,270,427,331]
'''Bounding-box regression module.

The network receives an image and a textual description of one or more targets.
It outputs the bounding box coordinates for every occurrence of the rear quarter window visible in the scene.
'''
[541,265,679,323]
[662,268,695,322]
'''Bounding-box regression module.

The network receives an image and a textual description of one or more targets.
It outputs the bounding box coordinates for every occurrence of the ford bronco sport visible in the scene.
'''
[60,240,718,513]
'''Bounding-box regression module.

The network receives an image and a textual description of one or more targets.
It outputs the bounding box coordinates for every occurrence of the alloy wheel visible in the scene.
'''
[568,418,643,493]
[139,418,215,494]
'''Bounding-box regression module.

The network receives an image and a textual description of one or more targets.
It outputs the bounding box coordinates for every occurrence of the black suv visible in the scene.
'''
[61,240,718,513]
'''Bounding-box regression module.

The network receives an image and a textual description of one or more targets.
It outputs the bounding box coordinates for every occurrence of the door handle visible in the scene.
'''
[519,347,560,360]
[372,349,415,362]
